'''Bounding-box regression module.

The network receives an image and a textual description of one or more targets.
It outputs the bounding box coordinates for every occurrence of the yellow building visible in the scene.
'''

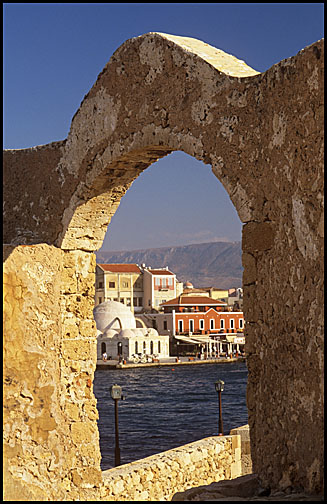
[95,263,184,314]
[203,287,229,301]
[95,264,144,313]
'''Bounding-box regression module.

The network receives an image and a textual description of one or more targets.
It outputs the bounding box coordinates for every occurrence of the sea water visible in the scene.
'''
[93,361,248,470]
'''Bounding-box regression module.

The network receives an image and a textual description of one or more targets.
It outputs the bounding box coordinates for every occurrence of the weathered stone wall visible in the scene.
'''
[100,435,241,501]
[230,424,252,476]
[3,33,324,498]
[3,245,102,500]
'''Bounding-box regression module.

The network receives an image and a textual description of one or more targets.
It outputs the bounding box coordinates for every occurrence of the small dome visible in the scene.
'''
[93,300,136,332]
[185,281,193,289]
[147,328,158,338]
[102,328,118,338]
[133,328,146,338]
[119,329,136,339]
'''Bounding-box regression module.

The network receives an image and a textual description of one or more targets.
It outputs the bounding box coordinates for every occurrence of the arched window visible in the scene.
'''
[101,342,106,354]
[117,341,123,355]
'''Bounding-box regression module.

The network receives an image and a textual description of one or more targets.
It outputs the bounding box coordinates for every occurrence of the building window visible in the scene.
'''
[109,281,115,288]
[150,341,154,354]
[158,340,161,353]
[220,319,225,329]
[239,318,244,329]
[162,278,167,287]
[98,281,103,289]
[163,320,168,330]
[122,281,129,288]
[168,277,173,286]
[126,298,131,306]
[178,320,183,332]
[99,297,102,304]
[210,319,215,330]
[101,342,106,354]
[143,341,146,353]
[199,319,204,330]
[155,278,160,286]
[135,341,138,354]
[189,319,194,332]
[230,319,235,329]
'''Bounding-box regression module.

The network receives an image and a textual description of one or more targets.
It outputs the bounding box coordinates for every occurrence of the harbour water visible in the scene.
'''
[94,361,248,470]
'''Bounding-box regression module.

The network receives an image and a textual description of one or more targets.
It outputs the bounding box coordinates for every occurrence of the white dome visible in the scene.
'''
[147,328,158,338]
[102,328,118,338]
[93,300,136,332]
[133,328,146,338]
[119,329,136,339]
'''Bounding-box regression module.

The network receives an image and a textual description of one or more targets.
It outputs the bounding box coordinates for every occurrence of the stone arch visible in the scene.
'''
[107,316,123,331]
[3,33,324,499]
[135,317,147,329]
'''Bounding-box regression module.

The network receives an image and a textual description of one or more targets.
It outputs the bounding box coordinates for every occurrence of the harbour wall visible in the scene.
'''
[100,434,242,501]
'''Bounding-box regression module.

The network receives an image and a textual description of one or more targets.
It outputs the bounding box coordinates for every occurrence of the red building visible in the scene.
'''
[161,293,244,335]
[160,292,245,356]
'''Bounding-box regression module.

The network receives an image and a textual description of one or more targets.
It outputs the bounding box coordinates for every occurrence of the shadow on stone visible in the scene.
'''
[171,474,262,501]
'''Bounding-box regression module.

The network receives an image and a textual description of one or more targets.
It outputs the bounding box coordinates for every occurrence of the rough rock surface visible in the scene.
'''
[171,474,324,501]
[3,33,324,499]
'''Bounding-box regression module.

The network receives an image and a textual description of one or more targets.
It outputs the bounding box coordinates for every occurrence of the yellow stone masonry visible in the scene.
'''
[3,33,324,499]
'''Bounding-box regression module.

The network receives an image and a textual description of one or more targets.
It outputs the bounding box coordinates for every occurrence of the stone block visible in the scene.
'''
[231,459,242,479]
[70,421,96,444]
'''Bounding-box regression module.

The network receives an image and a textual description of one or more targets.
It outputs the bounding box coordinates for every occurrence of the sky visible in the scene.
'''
[3,3,324,251]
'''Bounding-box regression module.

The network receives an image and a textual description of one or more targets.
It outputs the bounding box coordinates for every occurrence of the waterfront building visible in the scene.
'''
[142,266,183,310]
[95,263,183,313]
[145,289,245,356]
[93,300,170,361]
[227,287,243,310]
[199,286,229,301]
[95,263,143,312]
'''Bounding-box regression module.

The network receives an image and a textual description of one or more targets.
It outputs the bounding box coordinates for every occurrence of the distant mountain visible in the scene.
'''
[96,241,243,289]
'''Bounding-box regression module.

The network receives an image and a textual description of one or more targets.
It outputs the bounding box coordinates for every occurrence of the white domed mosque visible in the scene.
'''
[93,301,170,361]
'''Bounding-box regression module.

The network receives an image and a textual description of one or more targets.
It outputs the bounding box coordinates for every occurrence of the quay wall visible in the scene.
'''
[100,435,242,501]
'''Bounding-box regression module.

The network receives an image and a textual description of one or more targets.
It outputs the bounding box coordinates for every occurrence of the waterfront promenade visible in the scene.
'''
[96,355,245,370]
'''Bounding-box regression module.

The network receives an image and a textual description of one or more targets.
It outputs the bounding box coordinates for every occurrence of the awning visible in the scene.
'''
[175,335,214,344]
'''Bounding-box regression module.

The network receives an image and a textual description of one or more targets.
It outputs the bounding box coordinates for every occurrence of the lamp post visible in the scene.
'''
[214,380,224,436]
[110,384,124,466]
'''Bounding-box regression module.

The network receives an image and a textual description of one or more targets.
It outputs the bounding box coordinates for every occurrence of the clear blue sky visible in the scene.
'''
[3,3,324,251]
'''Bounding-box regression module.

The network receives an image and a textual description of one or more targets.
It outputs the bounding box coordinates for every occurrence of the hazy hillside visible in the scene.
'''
[96,241,243,289]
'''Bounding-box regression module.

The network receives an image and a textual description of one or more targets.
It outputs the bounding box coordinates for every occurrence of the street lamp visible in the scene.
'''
[214,380,224,436]
[110,384,124,466]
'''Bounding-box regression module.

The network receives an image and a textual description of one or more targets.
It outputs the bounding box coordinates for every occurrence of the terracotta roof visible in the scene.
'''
[147,269,174,276]
[98,264,141,273]
[161,295,227,306]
